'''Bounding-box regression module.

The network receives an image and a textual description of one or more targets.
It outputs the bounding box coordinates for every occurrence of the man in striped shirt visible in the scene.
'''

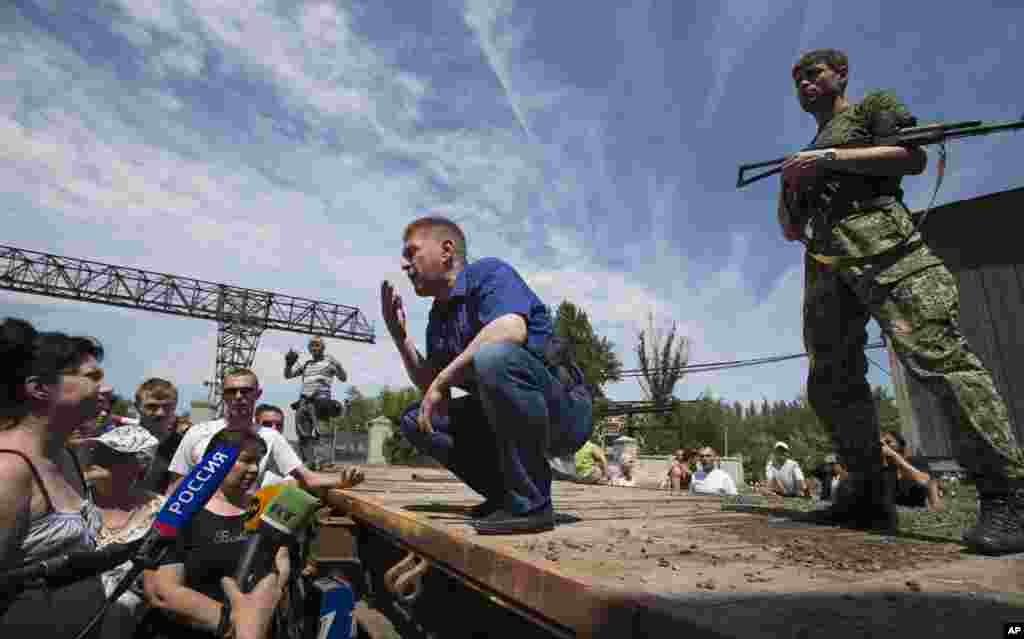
[284,336,347,469]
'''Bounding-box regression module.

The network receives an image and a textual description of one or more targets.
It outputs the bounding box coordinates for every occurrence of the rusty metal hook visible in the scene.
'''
[382,551,429,605]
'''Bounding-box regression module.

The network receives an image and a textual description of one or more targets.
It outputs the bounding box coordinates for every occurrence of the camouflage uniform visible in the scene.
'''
[794,90,1024,489]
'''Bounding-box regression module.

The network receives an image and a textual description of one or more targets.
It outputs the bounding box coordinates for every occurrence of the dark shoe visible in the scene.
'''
[963,488,1024,555]
[472,505,555,535]
[796,473,897,533]
[469,500,502,519]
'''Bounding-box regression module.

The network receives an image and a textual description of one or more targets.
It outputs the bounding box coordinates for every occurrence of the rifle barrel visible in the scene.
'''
[943,118,1024,140]
[737,118,1024,189]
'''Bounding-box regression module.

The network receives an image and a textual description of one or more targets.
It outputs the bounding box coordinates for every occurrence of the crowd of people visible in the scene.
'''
[0,317,364,639]
[6,43,1024,638]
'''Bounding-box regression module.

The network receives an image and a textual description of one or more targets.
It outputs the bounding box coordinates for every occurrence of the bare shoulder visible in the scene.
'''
[0,451,34,508]
[0,450,34,486]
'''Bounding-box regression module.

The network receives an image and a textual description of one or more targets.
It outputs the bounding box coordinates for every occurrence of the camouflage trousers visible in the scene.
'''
[803,251,1024,488]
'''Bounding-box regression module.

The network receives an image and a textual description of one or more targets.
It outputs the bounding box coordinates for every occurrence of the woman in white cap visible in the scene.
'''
[85,424,165,639]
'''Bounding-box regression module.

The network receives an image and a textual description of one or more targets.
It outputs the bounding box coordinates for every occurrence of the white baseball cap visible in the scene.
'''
[773,441,790,451]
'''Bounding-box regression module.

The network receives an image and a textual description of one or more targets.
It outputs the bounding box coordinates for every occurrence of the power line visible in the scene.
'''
[617,340,886,378]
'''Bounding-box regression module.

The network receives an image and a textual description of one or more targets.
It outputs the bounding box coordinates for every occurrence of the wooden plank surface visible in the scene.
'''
[326,466,1022,638]
[977,264,1024,437]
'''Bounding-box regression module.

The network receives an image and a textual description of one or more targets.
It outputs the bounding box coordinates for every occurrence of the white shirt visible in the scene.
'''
[289,356,345,398]
[689,468,738,496]
[168,419,304,488]
[765,459,805,496]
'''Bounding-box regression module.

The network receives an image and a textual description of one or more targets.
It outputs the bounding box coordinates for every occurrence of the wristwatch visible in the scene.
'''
[818,150,838,165]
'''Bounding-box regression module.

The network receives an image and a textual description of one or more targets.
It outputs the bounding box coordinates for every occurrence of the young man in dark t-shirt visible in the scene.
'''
[141,430,275,639]
[133,378,183,494]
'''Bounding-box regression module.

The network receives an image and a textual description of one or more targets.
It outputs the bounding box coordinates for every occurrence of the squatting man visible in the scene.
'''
[381,215,593,535]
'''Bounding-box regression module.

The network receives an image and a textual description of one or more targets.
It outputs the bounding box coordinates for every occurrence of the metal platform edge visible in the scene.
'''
[326,488,650,638]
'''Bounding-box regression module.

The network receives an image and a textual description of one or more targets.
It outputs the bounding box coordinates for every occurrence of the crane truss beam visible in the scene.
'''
[0,245,376,343]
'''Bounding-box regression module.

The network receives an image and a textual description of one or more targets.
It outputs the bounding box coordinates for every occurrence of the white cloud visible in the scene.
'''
[1,0,910,416]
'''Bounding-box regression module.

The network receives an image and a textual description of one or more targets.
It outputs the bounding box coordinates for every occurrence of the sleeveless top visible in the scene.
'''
[0,448,106,639]
[0,448,102,562]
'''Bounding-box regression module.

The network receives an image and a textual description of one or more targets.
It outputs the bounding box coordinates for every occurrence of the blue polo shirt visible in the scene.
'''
[426,258,552,392]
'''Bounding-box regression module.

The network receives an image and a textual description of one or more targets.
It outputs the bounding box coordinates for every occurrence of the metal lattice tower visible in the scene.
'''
[1,245,375,414]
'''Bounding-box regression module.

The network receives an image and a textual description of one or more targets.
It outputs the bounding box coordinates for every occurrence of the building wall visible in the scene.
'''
[888,187,1024,458]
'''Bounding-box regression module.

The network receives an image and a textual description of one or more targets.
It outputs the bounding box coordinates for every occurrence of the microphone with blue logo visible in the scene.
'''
[72,436,243,639]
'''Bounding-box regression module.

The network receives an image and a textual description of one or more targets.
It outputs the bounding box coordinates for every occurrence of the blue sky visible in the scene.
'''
[2,0,1022,435]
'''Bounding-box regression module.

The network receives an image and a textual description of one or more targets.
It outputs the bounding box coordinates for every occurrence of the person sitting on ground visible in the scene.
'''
[880,430,944,511]
[803,477,822,501]
[689,447,738,496]
[167,368,364,501]
[667,448,695,491]
[762,442,807,497]
[574,439,609,484]
[141,429,280,639]
[0,318,107,638]
[825,456,848,501]
[86,424,165,639]
[811,454,836,500]
[610,459,636,487]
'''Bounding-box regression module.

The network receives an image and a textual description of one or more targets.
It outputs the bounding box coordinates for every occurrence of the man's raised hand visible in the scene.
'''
[380,280,408,343]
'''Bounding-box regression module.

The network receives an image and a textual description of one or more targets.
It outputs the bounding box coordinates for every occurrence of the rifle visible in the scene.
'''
[736,118,1024,188]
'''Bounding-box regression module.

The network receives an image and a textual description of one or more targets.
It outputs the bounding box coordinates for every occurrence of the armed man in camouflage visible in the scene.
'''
[779,48,1024,555]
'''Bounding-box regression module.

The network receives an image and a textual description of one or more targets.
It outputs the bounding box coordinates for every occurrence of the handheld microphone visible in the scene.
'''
[234,485,320,593]
[151,441,242,540]
[0,538,145,591]
[71,439,242,639]
[244,483,287,532]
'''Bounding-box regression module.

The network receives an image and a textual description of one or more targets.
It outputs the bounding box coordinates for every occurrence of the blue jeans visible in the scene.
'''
[400,342,592,514]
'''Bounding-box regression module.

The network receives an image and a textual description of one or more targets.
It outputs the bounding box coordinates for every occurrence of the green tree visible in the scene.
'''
[378,386,422,424]
[330,386,379,433]
[551,300,623,398]
[636,312,689,407]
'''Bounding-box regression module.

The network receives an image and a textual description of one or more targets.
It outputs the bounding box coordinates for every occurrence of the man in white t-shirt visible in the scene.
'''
[689,447,738,496]
[167,368,363,498]
[763,441,807,497]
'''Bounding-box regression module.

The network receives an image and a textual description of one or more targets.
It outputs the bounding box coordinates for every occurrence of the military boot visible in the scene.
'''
[963,484,1024,555]
[797,470,897,533]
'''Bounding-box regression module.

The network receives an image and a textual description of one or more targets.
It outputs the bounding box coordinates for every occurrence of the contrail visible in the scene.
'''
[464,1,536,143]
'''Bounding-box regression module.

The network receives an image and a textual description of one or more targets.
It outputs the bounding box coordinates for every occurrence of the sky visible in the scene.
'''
[2,0,1022,435]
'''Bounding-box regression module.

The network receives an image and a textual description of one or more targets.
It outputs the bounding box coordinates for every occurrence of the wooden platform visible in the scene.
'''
[326,466,1024,638]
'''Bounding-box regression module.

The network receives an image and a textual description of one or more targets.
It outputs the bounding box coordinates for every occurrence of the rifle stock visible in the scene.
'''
[736,118,1024,188]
